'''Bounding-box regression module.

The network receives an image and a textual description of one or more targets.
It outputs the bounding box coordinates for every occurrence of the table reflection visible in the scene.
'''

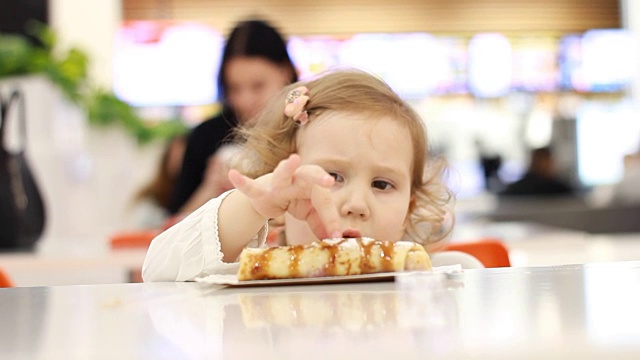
[143,276,462,359]
[236,289,457,330]
[0,287,47,357]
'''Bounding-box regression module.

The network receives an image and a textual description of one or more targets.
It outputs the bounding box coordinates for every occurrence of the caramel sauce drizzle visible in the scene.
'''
[357,238,395,274]
[250,247,275,280]
[319,238,347,276]
[380,241,395,272]
[249,238,397,279]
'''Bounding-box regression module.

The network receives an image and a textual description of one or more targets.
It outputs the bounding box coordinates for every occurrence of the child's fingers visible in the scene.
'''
[276,164,334,206]
[228,169,256,196]
[294,165,335,188]
[310,186,342,239]
[271,154,301,186]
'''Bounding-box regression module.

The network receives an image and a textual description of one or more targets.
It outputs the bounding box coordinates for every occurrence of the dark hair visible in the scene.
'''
[217,19,298,101]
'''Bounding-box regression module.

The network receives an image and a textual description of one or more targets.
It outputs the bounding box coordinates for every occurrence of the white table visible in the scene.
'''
[1,261,639,359]
[451,220,640,267]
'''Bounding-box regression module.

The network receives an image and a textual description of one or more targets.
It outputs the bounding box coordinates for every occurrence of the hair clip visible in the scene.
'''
[284,86,309,125]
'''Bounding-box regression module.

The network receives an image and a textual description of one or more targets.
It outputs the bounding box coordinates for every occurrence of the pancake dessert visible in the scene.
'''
[237,237,431,281]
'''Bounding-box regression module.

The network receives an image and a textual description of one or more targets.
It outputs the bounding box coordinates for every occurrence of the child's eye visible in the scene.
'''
[372,180,393,190]
[328,172,344,183]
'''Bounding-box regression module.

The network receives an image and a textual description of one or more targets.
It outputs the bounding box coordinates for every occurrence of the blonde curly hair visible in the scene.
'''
[232,69,454,248]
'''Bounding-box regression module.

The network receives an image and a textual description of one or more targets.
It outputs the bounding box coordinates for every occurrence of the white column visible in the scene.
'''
[49,0,122,88]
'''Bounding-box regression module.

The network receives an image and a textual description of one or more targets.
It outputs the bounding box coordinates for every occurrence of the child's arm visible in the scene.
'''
[220,154,342,262]
[217,190,269,262]
[142,154,342,282]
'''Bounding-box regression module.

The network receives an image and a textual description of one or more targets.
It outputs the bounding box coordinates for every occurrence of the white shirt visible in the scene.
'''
[142,190,484,282]
[142,191,267,282]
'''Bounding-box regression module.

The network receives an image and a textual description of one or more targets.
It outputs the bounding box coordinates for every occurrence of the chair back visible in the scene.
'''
[443,238,511,268]
[0,267,14,288]
[109,230,158,250]
[108,230,159,283]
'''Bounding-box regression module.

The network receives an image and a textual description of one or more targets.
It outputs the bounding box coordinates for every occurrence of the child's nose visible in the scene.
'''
[339,187,371,220]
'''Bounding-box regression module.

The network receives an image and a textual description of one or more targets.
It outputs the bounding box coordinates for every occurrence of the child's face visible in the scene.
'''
[285,111,414,244]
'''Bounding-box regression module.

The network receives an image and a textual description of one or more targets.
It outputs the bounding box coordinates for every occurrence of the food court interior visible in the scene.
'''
[1,0,640,286]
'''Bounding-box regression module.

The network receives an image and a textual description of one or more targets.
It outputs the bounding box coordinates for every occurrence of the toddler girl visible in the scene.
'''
[142,70,454,281]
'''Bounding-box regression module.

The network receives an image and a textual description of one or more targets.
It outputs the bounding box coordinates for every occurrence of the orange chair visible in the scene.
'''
[109,230,159,250]
[443,238,511,268]
[0,267,14,288]
[109,214,184,250]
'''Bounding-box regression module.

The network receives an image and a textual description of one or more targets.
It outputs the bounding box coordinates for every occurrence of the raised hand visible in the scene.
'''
[228,154,341,239]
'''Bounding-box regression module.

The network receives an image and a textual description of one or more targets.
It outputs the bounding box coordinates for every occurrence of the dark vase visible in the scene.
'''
[0,88,46,251]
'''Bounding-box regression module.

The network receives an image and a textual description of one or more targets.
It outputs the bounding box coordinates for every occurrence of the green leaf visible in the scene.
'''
[0,35,35,76]
[86,90,188,144]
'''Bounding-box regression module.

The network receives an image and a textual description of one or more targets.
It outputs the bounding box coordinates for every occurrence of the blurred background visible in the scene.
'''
[1,0,640,285]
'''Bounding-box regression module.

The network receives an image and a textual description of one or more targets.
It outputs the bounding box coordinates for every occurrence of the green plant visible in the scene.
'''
[0,22,187,144]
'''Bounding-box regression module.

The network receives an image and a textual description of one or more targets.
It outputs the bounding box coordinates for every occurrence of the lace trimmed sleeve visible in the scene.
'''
[142,190,268,282]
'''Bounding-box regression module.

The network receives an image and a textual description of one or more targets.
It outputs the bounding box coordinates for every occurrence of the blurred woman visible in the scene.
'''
[169,19,298,216]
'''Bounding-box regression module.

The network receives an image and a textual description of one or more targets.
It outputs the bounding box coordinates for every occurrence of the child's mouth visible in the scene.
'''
[341,228,362,238]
